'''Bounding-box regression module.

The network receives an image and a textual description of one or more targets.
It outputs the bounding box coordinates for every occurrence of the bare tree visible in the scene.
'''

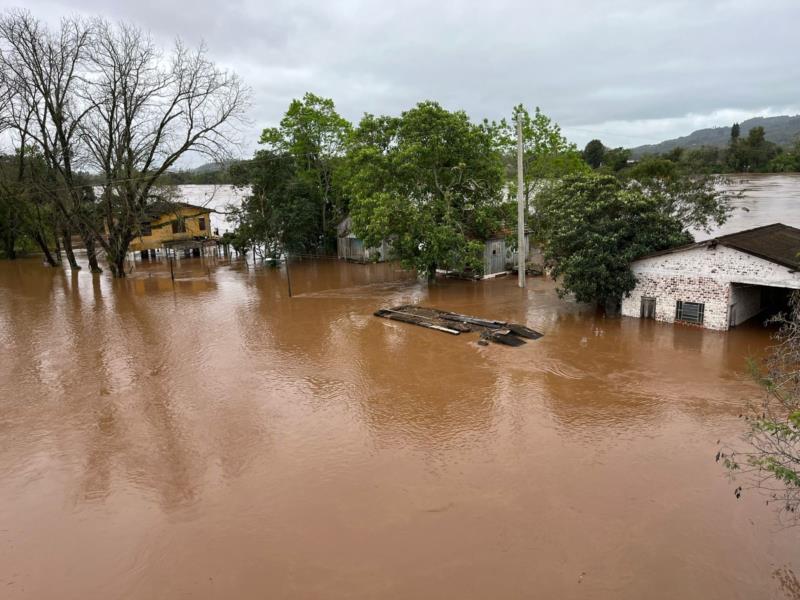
[79,20,249,277]
[0,10,102,271]
[0,11,248,276]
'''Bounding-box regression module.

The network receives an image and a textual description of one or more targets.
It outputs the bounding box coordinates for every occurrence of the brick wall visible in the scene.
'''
[620,244,800,330]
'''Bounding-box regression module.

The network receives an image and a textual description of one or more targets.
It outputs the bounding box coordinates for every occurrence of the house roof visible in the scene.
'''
[144,201,211,220]
[636,223,800,270]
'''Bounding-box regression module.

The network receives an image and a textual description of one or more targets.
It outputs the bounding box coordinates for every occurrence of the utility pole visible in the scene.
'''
[516,118,526,288]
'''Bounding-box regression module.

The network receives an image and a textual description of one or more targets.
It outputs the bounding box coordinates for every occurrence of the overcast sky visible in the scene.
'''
[19,0,800,155]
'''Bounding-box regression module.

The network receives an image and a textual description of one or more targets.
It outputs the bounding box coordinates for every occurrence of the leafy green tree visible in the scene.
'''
[601,147,632,172]
[768,140,800,172]
[727,126,780,172]
[719,294,800,521]
[502,105,588,209]
[348,101,505,278]
[228,152,319,260]
[535,172,728,312]
[583,139,605,169]
[731,123,740,141]
[260,93,352,251]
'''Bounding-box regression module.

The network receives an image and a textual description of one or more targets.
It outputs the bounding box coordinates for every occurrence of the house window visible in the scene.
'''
[140,223,152,236]
[198,217,206,231]
[676,301,704,324]
[171,220,186,234]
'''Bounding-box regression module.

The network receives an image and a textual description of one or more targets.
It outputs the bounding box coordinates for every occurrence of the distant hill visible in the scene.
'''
[630,115,800,157]
[192,160,237,174]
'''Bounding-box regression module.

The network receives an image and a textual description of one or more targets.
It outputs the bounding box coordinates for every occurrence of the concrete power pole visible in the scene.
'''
[516,119,526,288]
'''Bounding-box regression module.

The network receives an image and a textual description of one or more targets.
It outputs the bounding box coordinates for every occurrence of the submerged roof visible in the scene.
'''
[636,223,800,270]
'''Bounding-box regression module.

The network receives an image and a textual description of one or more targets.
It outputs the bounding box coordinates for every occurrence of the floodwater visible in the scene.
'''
[1,251,799,600]
[703,172,800,238]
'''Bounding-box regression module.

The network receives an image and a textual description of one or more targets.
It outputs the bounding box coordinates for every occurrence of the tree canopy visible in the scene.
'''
[535,172,729,311]
[347,101,506,277]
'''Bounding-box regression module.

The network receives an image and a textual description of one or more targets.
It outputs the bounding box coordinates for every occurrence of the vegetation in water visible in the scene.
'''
[719,294,800,523]
[534,170,731,311]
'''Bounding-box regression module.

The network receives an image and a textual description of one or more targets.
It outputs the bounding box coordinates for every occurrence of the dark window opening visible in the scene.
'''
[676,301,704,325]
[640,297,656,319]
[171,220,186,234]
[198,217,206,231]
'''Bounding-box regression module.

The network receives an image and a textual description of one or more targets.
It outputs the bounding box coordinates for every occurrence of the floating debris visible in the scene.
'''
[373,305,543,347]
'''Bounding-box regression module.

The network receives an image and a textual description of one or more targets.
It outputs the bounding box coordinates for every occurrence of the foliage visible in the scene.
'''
[227,152,319,259]
[348,101,505,277]
[719,294,800,522]
[535,172,729,310]
[727,126,781,172]
[583,139,605,169]
[260,93,351,251]
[501,105,589,204]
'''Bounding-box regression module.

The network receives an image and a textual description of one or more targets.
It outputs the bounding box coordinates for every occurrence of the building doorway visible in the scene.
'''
[640,297,656,319]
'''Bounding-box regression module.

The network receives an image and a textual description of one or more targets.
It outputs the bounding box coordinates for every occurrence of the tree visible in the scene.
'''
[727,126,780,172]
[227,152,318,260]
[0,11,101,271]
[719,294,800,522]
[348,101,505,278]
[0,12,248,276]
[601,147,632,172]
[503,105,588,209]
[583,139,605,169]
[260,93,351,252]
[731,123,741,141]
[535,172,729,312]
[78,20,248,277]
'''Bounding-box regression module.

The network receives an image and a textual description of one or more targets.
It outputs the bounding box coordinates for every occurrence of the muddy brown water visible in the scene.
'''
[1,254,799,600]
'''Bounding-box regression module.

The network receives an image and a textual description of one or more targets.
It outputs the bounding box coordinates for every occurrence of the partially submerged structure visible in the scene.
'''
[621,223,800,330]
[130,202,217,258]
[336,217,390,262]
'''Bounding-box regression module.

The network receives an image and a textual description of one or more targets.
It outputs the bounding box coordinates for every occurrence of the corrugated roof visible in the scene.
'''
[635,223,800,269]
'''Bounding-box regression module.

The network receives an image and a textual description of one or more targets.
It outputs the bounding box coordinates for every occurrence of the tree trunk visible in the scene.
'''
[426,263,437,282]
[82,230,102,273]
[603,297,621,317]
[62,228,81,270]
[33,232,58,267]
[53,234,63,264]
[108,253,127,278]
[2,230,16,259]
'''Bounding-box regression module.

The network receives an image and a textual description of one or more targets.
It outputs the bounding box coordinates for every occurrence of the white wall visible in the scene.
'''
[621,244,800,330]
[729,284,763,326]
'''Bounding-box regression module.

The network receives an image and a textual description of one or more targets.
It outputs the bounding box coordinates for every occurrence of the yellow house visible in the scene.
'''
[130,202,216,253]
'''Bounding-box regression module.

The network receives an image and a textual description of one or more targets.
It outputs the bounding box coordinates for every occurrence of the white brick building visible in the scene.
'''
[621,224,800,330]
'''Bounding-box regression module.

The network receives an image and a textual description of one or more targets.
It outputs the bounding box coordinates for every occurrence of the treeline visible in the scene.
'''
[583,124,800,175]
[228,93,730,297]
[0,10,247,274]
[224,96,586,276]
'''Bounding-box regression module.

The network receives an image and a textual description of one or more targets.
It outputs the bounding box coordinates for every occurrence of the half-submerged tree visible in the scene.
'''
[259,93,351,253]
[80,21,249,277]
[0,10,248,276]
[719,294,800,522]
[348,101,506,278]
[535,172,730,313]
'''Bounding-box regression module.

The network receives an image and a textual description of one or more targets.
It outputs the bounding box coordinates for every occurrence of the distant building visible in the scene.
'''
[129,202,216,257]
[336,217,391,262]
[621,223,800,330]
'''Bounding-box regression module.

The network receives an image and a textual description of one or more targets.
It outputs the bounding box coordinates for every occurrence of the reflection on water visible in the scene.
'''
[0,251,797,599]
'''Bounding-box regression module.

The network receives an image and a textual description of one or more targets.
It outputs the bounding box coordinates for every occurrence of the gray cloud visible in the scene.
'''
[20,0,800,152]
